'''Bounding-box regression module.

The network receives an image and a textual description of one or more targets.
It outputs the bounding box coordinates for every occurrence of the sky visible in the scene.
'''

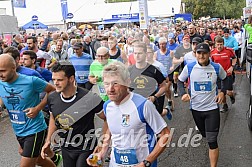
[0,0,181,27]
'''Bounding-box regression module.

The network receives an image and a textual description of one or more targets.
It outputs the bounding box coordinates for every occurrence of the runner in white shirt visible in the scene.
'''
[87,61,170,167]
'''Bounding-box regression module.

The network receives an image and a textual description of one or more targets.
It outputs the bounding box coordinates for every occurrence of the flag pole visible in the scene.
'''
[11,0,15,16]
[126,1,132,39]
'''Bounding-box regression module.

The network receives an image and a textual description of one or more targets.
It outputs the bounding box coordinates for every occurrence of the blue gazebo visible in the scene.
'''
[21,15,48,30]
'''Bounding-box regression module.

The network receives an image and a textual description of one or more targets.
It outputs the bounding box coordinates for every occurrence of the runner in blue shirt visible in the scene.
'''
[0,54,56,167]
[69,42,93,90]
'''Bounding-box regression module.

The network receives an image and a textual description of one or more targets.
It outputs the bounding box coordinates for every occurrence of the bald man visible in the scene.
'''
[89,46,115,101]
[0,54,56,167]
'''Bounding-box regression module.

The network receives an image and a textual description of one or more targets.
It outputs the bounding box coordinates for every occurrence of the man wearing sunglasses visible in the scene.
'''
[89,46,115,101]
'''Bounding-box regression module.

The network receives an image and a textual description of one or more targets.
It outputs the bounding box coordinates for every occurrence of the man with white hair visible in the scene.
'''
[87,61,170,167]
[154,37,176,110]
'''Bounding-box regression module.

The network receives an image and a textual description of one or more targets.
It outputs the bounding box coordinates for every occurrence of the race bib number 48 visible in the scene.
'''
[114,148,138,166]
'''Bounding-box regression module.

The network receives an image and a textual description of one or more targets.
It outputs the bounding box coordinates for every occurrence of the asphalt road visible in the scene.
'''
[0,74,252,167]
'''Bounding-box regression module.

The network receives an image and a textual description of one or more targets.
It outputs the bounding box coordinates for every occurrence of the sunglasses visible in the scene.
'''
[96,54,108,58]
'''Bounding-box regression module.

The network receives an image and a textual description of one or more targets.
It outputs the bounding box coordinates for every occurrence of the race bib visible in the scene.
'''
[78,75,86,81]
[8,110,26,124]
[194,81,212,92]
[98,85,106,95]
[114,148,138,166]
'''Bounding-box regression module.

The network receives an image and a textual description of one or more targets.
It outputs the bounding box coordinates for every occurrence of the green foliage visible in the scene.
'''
[182,0,246,19]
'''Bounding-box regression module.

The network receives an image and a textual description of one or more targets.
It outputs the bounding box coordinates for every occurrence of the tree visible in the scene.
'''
[182,0,246,19]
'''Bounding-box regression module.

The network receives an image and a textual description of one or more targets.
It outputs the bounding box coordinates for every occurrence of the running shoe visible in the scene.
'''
[220,104,228,113]
[173,91,178,98]
[166,108,172,120]
[167,100,174,111]
[230,95,235,104]
[105,157,111,162]
[54,154,63,167]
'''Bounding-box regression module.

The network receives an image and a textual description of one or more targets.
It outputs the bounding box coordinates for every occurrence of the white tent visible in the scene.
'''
[0,0,181,26]
[72,0,181,23]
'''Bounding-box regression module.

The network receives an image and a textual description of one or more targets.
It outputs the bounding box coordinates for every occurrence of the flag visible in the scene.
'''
[60,0,68,21]
[13,0,26,8]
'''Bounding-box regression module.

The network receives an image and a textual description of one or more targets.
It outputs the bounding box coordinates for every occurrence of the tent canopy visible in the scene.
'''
[0,0,181,26]
[47,27,59,32]
[102,18,139,24]
[22,20,48,30]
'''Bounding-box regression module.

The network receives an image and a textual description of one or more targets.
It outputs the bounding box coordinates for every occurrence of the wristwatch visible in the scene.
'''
[143,160,151,167]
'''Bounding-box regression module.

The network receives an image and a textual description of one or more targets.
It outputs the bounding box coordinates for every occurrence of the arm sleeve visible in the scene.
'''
[159,64,168,78]
[174,47,181,59]
[233,39,239,51]
[178,65,189,82]
[42,69,52,82]
[93,100,104,114]
[154,67,166,84]
[143,100,167,134]
[89,64,95,76]
[228,48,236,58]
[32,76,48,93]
[244,24,252,32]
[40,38,50,51]
[219,65,227,80]
[32,70,45,81]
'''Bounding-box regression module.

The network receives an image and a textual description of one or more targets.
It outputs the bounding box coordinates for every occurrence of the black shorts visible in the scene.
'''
[61,147,93,167]
[167,72,174,82]
[191,108,220,143]
[235,48,241,59]
[17,129,47,158]
[217,75,233,91]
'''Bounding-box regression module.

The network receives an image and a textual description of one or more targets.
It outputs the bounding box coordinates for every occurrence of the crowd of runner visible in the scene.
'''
[0,17,246,167]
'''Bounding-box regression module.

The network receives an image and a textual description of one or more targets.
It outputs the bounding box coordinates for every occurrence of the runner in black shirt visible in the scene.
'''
[128,42,171,119]
[41,61,105,167]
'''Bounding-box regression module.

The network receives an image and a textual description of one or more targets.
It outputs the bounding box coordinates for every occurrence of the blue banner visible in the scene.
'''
[60,0,68,20]
[13,0,26,8]
[112,13,139,19]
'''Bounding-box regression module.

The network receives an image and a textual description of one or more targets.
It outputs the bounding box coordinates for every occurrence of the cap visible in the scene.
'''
[73,42,83,49]
[192,37,203,44]
[183,34,190,40]
[182,26,187,30]
[168,33,175,39]
[196,43,210,53]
